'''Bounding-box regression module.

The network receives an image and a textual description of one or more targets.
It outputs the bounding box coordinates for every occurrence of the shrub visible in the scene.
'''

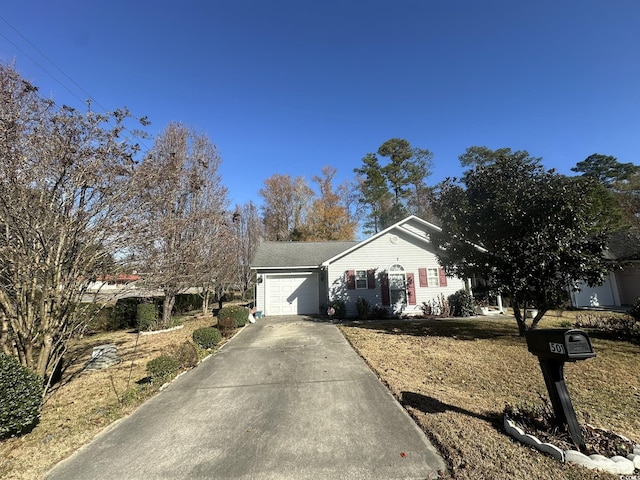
[217,305,247,335]
[355,297,370,320]
[372,305,388,319]
[193,327,222,349]
[421,294,451,317]
[137,302,159,331]
[169,341,200,369]
[327,300,346,318]
[574,312,640,342]
[174,294,203,315]
[448,289,475,317]
[0,353,44,438]
[113,297,140,329]
[628,297,640,320]
[146,354,180,383]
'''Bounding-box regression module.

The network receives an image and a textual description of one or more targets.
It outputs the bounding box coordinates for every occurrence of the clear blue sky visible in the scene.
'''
[1,0,639,208]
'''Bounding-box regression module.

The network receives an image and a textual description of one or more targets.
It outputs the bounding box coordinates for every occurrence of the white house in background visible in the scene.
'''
[250,216,470,317]
[570,230,640,308]
[86,273,141,293]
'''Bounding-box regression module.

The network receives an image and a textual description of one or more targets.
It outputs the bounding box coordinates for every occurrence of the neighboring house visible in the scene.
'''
[251,216,468,317]
[571,230,640,308]
[86,274,141,293]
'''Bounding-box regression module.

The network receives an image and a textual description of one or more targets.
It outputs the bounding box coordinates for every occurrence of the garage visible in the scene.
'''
[265,273,319,315]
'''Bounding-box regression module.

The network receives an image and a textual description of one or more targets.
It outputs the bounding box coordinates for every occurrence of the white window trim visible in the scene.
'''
[427,267,440,287]
[355,270,368,289]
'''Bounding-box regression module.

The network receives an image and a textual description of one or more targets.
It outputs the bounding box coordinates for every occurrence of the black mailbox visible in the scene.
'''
[524,328,596,451]
[525,328,595,361]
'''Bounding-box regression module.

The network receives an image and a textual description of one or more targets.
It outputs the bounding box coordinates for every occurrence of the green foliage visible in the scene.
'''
[571,153,640,187]
[218,305,247,327]
[217,305,248,334]
[327,299,346,318]
[574,312,640,343]
[355,297,370,319]
[355,138,433,233]
[628,297,640,320]
[0,353,44,438]
[113,297,141,329]
[192,327,222,349]
[168,341,200,369]
[433,147,615,335]
[372,305,388,319]
[136,302,159,332]
[173,294,203,314]
[146,355,180,383]
[448,290,475,317]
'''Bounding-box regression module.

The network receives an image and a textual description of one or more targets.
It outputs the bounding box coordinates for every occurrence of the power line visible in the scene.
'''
[0,14,152,149]
[0,15,93,109]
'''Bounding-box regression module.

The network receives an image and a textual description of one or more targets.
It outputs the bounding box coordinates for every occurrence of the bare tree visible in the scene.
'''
[0,63,145,385]
[232,201,263,294]
[259,174,312,241]
[133,122,228,326]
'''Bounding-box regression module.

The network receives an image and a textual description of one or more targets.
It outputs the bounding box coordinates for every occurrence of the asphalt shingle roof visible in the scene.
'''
[251,241,360,268]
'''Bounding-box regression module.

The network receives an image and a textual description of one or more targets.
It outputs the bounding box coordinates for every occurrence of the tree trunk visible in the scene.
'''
[162,290,176,327]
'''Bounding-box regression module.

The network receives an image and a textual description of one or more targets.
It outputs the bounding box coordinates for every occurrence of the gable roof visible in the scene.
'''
[322,215,445,266]
[251,241,360,269]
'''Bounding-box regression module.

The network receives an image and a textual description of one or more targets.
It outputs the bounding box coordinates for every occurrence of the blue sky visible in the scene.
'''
[1,0,639,208]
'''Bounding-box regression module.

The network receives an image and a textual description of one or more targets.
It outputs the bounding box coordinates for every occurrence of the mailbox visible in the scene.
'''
[525,328,595,362]
[524,328,596,450]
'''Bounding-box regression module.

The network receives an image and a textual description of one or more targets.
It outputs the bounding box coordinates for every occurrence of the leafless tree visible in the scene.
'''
[259,174,312,241]
[0,63,146,386]
[132,122,228,325]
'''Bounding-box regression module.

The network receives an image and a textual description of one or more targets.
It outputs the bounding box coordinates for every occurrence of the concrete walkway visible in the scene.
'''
[47,316,445,479]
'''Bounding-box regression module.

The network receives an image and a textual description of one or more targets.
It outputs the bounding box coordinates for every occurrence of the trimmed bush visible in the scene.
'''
[448,289,476,317]
[628,297,640,320]
[193,327,222,349]
[113,297,140,329]
[327,300,346,318]
[137,302,159,331]
[169,341,200,369]
[372,305,388,319]
[356,297,370,319]
[146,354,180,383]
[174,294,203,315]
[0,353,44,438]
[217,305,247,334]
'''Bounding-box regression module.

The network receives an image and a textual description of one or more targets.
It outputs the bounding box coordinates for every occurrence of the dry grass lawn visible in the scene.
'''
[1,309,638,479]
[0,314,221,480]
[339,310,639,480]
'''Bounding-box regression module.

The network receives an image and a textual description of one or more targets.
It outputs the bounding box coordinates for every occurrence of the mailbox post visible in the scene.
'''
[525,328,595,450]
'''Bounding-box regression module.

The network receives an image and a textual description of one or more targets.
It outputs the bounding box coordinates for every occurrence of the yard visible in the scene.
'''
[339,310,639,479]
[0,309,638,479]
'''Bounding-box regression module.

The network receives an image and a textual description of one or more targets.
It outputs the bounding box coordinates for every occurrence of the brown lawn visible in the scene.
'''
[1,309,638,479]
[338,310,639,480]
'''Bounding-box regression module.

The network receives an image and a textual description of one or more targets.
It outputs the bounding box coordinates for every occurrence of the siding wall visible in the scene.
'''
[326,231,465,317]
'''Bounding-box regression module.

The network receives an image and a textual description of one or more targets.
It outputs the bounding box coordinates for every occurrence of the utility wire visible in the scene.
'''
[0,14,152,149]
[0,15,93,109]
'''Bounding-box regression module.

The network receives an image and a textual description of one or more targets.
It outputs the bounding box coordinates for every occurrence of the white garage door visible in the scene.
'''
[266,274,318,315]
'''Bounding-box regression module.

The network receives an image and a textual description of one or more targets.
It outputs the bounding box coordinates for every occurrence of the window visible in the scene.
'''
[427,268,440,287]
[355,270,367,289]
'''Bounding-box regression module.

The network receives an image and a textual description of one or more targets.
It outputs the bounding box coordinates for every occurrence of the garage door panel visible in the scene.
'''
[266,274,318,315]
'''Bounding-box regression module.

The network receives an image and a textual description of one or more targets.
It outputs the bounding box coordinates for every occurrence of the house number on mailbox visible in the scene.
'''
[549,343,566,354]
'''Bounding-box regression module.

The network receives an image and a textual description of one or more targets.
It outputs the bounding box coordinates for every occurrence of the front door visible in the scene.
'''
[388,264,407,313]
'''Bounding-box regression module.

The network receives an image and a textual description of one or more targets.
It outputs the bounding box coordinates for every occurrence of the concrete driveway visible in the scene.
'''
[47,315,445,479]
